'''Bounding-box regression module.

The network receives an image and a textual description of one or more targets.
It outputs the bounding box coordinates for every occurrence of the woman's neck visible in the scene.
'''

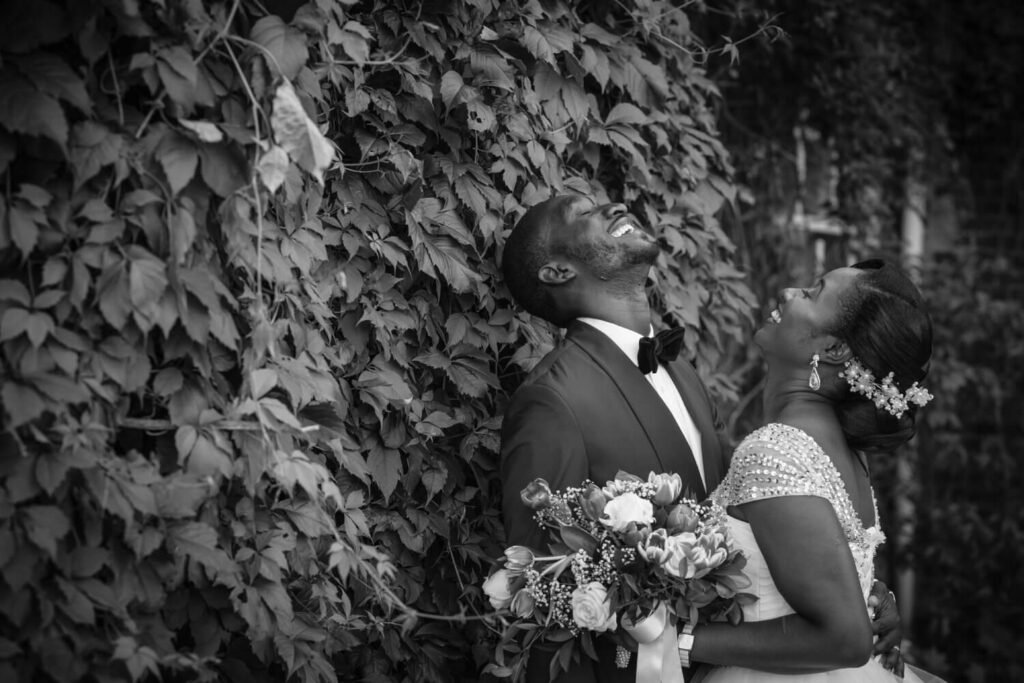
[762,373,838,426]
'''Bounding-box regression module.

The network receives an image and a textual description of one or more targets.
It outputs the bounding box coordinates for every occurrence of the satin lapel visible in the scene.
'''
[664,360,722,495]
[566,321,703,491]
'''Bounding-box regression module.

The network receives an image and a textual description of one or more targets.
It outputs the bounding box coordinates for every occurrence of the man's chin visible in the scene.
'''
[625,241,660,265]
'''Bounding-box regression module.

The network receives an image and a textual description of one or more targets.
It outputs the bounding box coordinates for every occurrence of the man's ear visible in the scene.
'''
[538,262,576,285]
[821,338,854,365]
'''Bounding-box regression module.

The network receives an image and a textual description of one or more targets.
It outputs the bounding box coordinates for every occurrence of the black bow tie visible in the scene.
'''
[637,327,686,374]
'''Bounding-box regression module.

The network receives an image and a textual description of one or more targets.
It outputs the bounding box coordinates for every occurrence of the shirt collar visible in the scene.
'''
[577,317,653,368]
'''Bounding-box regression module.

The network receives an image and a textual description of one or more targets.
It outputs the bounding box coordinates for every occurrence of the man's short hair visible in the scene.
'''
[501,199,567,326]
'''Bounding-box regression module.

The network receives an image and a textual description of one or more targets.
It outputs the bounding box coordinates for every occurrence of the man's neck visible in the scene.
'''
[578,300,651,335]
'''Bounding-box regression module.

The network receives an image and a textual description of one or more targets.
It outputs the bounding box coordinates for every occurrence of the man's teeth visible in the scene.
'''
[611,223,635,237]
[770,309,782,323]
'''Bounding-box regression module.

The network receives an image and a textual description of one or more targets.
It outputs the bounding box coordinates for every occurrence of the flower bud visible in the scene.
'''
[511,588,536,618]
[666,503,700,534]
[520,478,552,510]
[503,545,535,574]
[622,521,649,548]
[648,472,683,506]
[579,483,608,521]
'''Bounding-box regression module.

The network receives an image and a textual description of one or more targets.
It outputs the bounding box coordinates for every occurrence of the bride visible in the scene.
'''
[686,260,941,683]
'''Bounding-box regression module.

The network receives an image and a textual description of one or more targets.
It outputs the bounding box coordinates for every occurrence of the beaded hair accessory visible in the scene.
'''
[839,359,933,419]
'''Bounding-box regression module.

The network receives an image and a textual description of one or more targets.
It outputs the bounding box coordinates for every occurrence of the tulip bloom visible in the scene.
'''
[520,479,552,510]
[665,503,700,534]
[579,483,608,521]
[648,472,683,506]
[504,545,535,574]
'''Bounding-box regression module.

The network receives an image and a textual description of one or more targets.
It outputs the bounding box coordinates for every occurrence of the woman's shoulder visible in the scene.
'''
[735,422,828,462]
[713,423,834,507]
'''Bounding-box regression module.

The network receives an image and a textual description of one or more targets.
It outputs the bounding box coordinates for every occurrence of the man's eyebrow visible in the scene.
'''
[570,196,595,210]
[561,196,594,218]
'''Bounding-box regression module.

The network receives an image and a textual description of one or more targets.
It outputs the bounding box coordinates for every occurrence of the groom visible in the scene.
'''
[499,194,726,682]
[498,194,904,682]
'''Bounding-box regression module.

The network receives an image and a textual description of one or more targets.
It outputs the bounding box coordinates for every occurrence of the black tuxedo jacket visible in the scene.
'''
[499,320,728,683]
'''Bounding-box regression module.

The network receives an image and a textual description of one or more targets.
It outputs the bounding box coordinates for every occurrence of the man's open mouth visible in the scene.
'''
[609,216,639,237]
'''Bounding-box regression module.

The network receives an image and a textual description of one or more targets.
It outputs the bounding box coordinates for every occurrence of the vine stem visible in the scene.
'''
[221,39,266,312]
[134,0,242,138]
[107,51,124,127]
[118,417,319,432]
[193,0,242,66]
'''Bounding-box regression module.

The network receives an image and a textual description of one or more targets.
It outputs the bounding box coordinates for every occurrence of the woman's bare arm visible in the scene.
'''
[689,495,873,673]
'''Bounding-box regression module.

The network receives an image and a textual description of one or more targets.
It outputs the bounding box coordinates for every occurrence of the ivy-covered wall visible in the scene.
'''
[0,1,754,681]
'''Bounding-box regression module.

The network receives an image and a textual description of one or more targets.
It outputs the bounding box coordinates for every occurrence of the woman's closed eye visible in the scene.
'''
[803,280,824,298]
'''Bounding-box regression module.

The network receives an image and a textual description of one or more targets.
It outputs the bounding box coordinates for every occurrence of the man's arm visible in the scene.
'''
[500,383,588,551]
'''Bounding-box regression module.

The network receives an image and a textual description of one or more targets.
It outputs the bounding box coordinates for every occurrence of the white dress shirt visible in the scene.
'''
[577,317,706,488]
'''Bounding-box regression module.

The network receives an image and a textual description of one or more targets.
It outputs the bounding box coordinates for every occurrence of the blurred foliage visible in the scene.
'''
[701,2,1024,681]
[0,0,756,682]
[905,256,1024,683]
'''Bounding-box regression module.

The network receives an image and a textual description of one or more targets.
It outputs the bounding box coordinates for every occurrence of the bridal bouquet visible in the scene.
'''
[483,471,754,681]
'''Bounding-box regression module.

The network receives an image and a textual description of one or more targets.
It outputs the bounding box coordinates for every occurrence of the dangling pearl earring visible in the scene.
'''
[808,353,821,390]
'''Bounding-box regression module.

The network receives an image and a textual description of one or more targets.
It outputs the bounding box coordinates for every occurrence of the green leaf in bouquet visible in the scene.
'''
[552,639,576,678]
[558,524,598,555]
[546,628,575,643]
[579,630,599,660]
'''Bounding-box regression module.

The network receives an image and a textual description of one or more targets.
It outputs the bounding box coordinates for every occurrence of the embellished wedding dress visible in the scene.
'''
[703,423,928,683]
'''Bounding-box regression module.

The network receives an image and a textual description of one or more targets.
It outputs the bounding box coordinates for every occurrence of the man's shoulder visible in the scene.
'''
[517,336,592,390]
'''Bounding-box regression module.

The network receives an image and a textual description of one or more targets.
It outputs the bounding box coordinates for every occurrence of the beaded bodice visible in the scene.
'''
[711,423,885,606]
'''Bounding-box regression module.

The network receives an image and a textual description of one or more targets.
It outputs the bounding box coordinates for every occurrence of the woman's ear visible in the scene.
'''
[538,262,576,285]
[821,338,854,365]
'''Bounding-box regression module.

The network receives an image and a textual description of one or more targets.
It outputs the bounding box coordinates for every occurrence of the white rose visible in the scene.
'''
[571,581,617,632]
[600,492,655,532]
[482,569,514,609]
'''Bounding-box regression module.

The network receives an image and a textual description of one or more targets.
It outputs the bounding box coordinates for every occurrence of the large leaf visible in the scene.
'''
[0,70,67,147]
[270,81,334,183]
[166,522,238,582]
[156,131,198,195]
[1,382,47,427]
[12,52,90,112]
[367,445,402,502]
[251,15,309,80]
[69,121,123,189]
[20,505,70,558]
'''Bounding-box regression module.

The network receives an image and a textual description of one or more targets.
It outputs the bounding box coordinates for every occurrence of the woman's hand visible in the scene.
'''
[868,580,905,677]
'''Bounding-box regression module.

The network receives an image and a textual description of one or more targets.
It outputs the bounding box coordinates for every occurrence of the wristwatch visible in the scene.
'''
[677,622,696,668]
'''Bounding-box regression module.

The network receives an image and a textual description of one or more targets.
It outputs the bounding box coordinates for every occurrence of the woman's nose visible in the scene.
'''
[780,288,798,303]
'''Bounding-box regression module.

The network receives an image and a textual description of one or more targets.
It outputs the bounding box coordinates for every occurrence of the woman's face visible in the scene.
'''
[754,267,864,364]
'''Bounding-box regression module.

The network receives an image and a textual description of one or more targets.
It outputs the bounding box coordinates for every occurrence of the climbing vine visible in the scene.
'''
[0,1,754,681]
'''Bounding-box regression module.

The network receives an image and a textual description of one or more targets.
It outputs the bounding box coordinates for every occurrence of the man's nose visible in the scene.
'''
[599,203,627,218]
[780,288,798,303]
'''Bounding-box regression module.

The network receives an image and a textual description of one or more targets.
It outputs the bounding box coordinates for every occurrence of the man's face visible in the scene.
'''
[542,195,659,276]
